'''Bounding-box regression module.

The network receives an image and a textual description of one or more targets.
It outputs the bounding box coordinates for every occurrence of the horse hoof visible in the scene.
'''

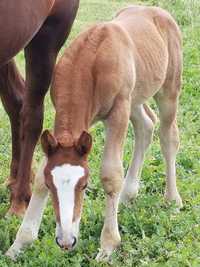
[96,248,112,262]
[164,191,183,209]
[5,248,18,261]
[119,190,138,204]
[120,186,139,205]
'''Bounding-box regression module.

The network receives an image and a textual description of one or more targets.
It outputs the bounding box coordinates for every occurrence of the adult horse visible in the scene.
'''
[0,0,79,216]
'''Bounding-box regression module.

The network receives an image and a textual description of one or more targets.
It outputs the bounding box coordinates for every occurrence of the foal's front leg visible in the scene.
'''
[96,98,130,261]
[6,159,48,260]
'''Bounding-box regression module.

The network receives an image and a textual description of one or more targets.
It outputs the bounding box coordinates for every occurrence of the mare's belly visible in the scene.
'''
[0,0,54,66]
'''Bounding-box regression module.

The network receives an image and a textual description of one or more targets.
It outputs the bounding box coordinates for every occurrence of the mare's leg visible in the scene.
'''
[0,60,24,190]
[10,2,79,216]
[96,97,130,262]
[5,159,48,260]
[120,104,156,203]
[154,90,182,208]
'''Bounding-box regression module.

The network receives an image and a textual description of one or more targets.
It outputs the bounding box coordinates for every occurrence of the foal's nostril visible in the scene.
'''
[72,236,77,247]
[56,237,63,249]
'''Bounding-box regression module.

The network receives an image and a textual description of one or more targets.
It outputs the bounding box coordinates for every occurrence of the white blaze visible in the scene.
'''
[51,164,84,237]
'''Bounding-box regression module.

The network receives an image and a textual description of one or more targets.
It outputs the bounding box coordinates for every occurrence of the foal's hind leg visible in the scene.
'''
[154,89,182,208]
[0,60,24,190]
[96,97,130,262]
[9,3,79,216]
[120,104,156,203]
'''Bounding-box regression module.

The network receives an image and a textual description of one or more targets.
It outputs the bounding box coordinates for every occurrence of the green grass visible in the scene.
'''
[0,0,200,266]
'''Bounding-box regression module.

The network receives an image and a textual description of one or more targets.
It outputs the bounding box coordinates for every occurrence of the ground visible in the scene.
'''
[0,0,200,266]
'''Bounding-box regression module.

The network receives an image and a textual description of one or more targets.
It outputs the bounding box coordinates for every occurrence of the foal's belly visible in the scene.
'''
[131,70,167,106]
[131,52,168,106]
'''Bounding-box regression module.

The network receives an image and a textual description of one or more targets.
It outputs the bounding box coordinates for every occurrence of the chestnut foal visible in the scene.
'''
[6,5,183,261]
[0,0,79,216]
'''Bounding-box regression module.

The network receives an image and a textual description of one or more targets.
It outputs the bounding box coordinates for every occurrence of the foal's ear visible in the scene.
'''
[41,130,58,156]
[76,131,92,157]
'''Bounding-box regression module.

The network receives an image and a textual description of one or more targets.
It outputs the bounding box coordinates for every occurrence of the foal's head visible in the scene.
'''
[41,130,92,251]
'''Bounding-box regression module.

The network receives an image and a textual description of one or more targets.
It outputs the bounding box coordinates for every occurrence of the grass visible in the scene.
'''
[0,0,200,266]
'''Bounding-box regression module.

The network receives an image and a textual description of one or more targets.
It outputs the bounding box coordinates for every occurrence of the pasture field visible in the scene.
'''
[0,0,200,266]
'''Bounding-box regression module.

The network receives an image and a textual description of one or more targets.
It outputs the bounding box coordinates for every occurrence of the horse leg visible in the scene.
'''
[0,60,24,192]
[120,104,156,203]
[154,91,182,208]
[96,97,130,262]
[9,3,79,216]
[154,35,182,208]
[5,159,48,260]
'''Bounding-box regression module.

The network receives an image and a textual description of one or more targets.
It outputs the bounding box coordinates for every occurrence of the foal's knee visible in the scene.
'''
[169,122,179,149]
[160,120,180,151]
[101,163,124,195]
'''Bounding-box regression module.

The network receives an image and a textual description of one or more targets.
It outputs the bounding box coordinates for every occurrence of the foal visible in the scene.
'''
[6,5,183,261]
[0,0,79,216]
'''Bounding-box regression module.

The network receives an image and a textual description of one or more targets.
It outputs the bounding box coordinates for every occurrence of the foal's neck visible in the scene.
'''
[53,69,94,144]
[52,32,100,144]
